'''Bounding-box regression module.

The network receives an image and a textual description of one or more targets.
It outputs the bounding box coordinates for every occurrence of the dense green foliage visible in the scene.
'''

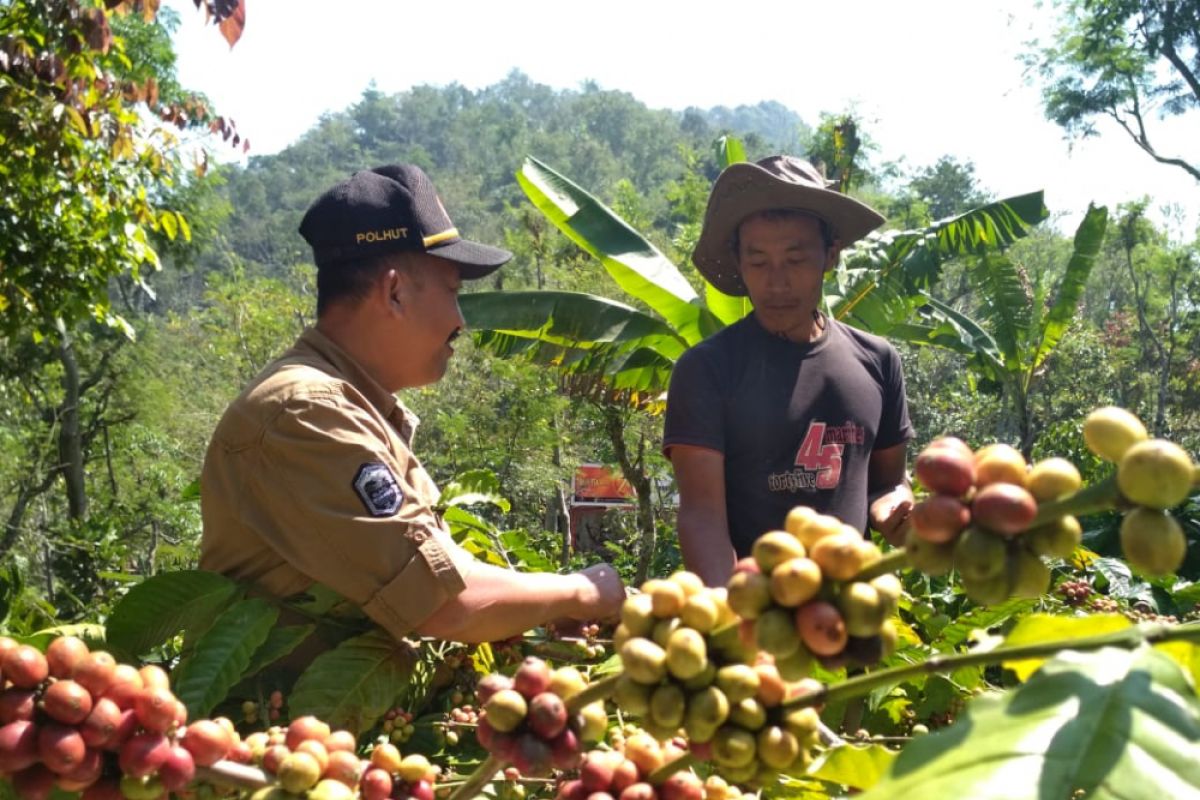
[2,36,1198,623]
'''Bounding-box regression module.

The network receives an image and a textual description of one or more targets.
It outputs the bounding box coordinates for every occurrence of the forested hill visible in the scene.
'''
[209,72,809,283]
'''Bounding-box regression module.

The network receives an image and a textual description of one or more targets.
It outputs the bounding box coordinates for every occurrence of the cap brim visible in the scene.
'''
[429,238,512,280]
[692,162,885,296]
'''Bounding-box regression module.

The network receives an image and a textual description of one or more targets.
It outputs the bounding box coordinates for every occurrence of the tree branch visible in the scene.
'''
[1109,109,1200,181]
[1,469,62,561]
[1158,39,1200,104]
[782,621,1200,711]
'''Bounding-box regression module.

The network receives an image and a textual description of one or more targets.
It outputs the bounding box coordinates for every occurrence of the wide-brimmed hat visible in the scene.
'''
[299,164,511,278]
[692,156,885,296]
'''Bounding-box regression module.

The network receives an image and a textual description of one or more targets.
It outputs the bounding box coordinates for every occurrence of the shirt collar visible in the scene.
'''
[293,327,421,442]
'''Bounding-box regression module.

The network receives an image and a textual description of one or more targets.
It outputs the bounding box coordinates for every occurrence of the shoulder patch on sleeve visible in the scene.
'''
[353,462,404,517]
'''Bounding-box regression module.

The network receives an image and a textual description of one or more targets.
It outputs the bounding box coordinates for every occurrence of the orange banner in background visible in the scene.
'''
[572,463,636,507]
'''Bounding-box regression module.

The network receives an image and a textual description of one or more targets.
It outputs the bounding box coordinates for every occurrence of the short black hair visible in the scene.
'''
[316,252,415,317]
[731,209,836,256]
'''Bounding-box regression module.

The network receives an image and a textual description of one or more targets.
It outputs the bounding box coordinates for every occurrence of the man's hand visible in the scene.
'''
[671,445,736,586]
[870,487,913,546]
[572,563,625,622]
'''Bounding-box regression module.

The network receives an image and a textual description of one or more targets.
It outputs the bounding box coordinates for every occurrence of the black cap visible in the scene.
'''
[298,164,512,278]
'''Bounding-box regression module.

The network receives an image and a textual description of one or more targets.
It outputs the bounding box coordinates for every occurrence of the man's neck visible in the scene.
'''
[316,312,400,393]
[753,309,827,343]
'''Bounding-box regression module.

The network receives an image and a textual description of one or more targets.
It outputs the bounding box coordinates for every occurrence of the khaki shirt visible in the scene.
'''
[200,327,473,640]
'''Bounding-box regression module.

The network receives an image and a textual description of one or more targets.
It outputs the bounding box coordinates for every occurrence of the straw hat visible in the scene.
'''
[692,155,885,296]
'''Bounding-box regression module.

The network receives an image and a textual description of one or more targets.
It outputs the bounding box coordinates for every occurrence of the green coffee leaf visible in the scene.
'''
[105,570,241,658]
[172,598,278,719]
[810,743,896,790]
[289,630,418,732]
[242,625,316,679]
[1002,613,1131,680]
[860,646,1200,799]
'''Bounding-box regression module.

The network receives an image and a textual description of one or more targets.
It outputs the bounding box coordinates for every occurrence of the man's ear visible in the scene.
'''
[376,267,405,315]
[824,240,844,273]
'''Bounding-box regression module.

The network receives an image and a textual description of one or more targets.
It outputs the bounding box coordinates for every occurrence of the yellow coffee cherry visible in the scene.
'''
[1008,548,1051,599]
[1120,508,1187,577]
[753,530,806,573]
[1027,457,1082,501]
[787,509,842,550]
[954,527,1008,583]
[768,557,822,607]
[1117,439,1195,509]
[621,593,655,637]
[904,526,956,576]
[669,570,706,598]
[680,592,720,633]
[646,578,687,618]
[620,637,668,684]
[1025,515,1082,559]
[974,443,1027,487]
[1083,406,1148,462]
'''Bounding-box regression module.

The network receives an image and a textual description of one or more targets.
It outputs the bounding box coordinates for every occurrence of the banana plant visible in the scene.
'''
[921,204,1110,454]
[460,143,1051,412]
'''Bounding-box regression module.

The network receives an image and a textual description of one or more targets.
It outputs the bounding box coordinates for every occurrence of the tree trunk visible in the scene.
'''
[148,519,159,576]
[556,485,571,568]
[1153,270,1180,438]
[41,537,55,606]
[1123,233,1171,435]
[603,406,656,584]
[995,378,1024,450]
[58,336,87,520]
[547,412,572,566]
[1015,386,1033,460]
[103,424,118,498]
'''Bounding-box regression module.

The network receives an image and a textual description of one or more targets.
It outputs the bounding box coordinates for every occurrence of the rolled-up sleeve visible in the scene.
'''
[240,389,469,638]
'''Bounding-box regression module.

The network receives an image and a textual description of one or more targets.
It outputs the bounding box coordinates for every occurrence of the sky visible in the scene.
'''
[165,0,1199,238]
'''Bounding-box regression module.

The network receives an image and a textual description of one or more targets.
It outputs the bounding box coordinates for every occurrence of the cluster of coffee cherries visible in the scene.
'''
[1083,407,1197,577]
[382,708,416,744]
[439,702,478,747]
[475,657,606,777]
[727,508,900,675]
[0,634,235,800]
[683,670,822,786]
[242,715,391,800]
[342,742,437,800]
[611,574,822,785]
[1058,579,1093,607]
[906,406,1198,601]
[0,633,460,800]
[611,572,756,742]
[906,435,1084,604]
[555,735,709,800]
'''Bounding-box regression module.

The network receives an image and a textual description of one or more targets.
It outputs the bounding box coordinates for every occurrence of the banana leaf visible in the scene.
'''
[831,191,1048,334]
[517,157,723,345]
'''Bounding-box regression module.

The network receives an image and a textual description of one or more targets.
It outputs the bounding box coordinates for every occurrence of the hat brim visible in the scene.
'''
[429,238,512,280]
[692,162,885,296]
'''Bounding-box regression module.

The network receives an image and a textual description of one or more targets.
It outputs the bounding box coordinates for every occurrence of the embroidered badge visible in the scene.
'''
[353,463,403,517]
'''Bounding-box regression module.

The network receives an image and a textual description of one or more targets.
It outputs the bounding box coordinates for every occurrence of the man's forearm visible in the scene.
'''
[678,509,736,588]
[414,562,617,643]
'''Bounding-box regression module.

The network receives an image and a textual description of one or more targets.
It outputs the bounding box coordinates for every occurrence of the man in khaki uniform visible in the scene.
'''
[201,164,624,643]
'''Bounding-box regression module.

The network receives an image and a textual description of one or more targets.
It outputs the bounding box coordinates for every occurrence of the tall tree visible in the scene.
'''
[909,156,991,221]
[1033,0,1200,180]
[0,0,231,609]
[1111,203,1197,436]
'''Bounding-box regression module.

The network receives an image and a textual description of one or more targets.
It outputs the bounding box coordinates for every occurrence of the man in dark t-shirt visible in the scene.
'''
[663,156,915,586]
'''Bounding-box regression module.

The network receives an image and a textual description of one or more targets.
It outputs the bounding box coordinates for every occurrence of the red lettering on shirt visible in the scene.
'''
[794,421,843,489]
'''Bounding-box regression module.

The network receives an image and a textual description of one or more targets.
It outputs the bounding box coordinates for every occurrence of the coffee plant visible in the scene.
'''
[1,406,1198,800]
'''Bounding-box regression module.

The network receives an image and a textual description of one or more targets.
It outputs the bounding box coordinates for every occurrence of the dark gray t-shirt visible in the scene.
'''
[663,314,914,557]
